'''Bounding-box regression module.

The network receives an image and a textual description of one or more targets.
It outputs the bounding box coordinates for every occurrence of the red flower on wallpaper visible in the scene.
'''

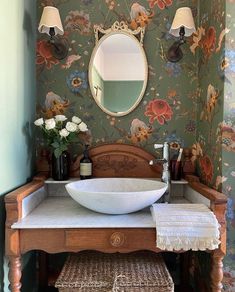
[36,40,59,69]
[148,0,173,10]
[199,155,214,183]
[201,26,216,59]
[145,99,173,125]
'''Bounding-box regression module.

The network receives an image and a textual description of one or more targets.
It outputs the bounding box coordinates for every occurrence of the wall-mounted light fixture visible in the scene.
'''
[167,7,196,62]
[38,6,68,60]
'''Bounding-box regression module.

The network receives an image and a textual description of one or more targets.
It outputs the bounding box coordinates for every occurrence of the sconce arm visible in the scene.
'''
[167,26,186,63]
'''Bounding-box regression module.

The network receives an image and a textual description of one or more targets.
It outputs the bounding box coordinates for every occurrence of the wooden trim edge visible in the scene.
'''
[189,181,227,204]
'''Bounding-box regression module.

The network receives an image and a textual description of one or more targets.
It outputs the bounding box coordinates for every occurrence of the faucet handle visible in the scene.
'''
[154,144,164,149]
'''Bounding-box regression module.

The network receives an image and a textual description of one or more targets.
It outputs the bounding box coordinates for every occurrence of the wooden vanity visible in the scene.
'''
[5,144,227,292]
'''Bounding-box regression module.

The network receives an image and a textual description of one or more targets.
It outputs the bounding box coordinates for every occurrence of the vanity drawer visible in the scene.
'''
[65,228,157,252]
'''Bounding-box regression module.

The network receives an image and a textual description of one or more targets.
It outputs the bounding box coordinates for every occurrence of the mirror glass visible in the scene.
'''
[89,32,148,116]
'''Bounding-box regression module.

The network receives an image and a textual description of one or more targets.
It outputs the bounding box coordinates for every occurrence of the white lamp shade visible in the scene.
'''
[38,6,64,36]
[169,7,196,37]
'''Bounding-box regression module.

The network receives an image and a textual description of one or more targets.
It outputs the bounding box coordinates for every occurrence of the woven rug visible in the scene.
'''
[55,251,174,292]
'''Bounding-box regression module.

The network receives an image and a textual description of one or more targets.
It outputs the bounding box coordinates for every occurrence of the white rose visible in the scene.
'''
[72,116,81,124]
[45,118,56,130]
[34,118,44,126]
[66,121,78,132]
[78,122,88,132]
[55,115,67,122]
[59,128,69,138]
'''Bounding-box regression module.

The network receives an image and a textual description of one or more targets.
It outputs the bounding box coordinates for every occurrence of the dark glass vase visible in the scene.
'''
[51,151,70,181]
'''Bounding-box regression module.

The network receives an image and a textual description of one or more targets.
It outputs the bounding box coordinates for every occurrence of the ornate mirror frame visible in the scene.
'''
[88,21,148,117]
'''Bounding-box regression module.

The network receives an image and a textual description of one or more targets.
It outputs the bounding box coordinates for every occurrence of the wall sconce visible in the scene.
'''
[167,7,196,62]
[38,6,68,60]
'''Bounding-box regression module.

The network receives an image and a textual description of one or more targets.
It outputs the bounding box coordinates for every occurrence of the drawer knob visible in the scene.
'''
[110,232,125,247]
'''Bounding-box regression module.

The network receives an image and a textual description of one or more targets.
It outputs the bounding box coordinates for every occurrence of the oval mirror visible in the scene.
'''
[89,23,148,116]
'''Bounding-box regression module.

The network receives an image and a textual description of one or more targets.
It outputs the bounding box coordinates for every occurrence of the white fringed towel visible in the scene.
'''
[151,204,221,251]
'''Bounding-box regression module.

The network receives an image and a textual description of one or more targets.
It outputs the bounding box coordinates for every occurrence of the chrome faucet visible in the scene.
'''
[149,142,171,203]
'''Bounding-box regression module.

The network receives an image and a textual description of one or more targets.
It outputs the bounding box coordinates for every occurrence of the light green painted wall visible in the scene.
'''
[103,81,143,113]
[0,0,36,291]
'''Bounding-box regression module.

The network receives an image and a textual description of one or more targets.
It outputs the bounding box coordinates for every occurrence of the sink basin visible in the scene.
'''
[65,178,167,214]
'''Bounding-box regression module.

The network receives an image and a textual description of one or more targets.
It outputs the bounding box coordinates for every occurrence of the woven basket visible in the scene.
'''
[55,251,174,292]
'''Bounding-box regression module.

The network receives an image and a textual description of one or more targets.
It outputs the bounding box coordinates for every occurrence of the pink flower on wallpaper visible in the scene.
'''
[199,155,214,183]
[36,40,59,69]
[145,99,173,125]
[148,0,172,10]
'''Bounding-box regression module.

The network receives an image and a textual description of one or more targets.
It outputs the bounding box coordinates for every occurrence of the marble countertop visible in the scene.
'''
[12,196,190,229]
[12,197,155,229]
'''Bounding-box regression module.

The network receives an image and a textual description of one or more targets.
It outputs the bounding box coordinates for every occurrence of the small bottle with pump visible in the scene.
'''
[80,144,92,180]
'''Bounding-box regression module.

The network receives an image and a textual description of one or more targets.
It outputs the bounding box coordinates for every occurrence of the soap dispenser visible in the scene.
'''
[80,144,92,180]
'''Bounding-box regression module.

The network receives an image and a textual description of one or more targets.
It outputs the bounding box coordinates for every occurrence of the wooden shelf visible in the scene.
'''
[45,178,79,184]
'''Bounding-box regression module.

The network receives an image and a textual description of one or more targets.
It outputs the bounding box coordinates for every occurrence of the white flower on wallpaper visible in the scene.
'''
[45,92,65,109]
[43,92,70,118]
[64,10,91,35]
[128,118,152,144]
[61,54,81,69]
[200,84,219,122]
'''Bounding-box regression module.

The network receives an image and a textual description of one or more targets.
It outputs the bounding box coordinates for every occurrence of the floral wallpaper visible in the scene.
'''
[36,0,199,157]
[222,1,235,290]
[191,0,235,290]
[36,0,235,290]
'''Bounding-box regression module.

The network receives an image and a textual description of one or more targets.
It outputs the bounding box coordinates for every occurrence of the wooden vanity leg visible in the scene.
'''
[211,252,224,292]
[8,256,22,292]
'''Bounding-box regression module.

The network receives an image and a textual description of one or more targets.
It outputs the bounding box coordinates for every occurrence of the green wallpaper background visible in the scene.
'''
[36,0,199,152]
[36,0,235,289]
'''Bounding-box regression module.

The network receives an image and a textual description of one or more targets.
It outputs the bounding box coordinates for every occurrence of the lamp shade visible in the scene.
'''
[38,6,64,36]
[169,7,196,37]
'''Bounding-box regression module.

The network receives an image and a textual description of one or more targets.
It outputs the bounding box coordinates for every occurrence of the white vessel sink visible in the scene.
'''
[65,178,167,214]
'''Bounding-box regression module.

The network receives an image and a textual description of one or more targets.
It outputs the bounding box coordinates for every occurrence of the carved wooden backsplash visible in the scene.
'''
[71,143,161,178]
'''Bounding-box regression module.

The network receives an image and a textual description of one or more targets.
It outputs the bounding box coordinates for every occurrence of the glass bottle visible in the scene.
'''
[80,145,92,180]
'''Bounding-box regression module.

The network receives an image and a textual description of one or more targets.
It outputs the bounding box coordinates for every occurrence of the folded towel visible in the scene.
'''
[151,204,221,251]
